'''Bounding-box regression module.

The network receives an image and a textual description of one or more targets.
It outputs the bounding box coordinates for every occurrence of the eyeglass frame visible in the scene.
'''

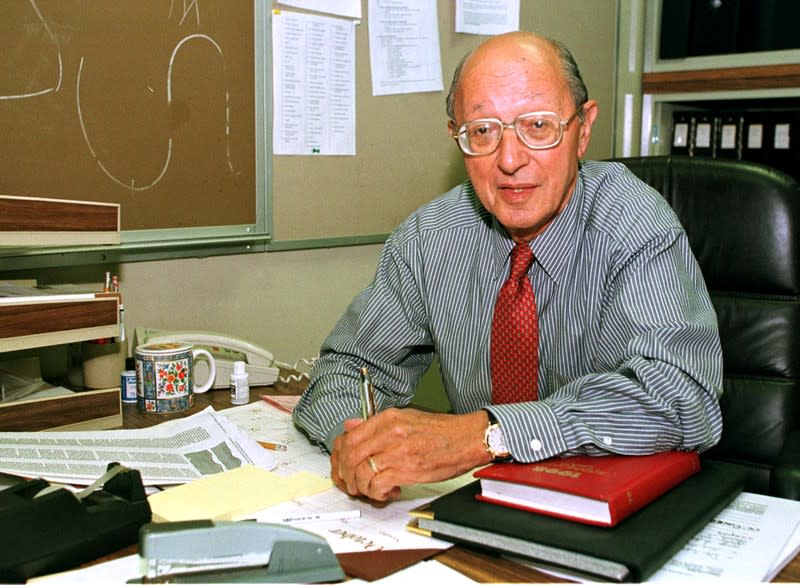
[450,106,585,156]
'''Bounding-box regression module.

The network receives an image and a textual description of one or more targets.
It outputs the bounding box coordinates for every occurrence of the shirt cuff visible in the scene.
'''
[485,401,568,461]
[323,420,346,454]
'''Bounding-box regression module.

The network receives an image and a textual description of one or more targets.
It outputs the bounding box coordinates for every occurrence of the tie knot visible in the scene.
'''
[509,242,533,280]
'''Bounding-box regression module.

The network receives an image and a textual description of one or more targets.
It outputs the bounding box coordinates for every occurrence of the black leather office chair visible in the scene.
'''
[606,156,800,499]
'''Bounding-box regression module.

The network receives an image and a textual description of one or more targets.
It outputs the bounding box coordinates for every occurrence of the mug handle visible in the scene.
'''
[192,348,216,394]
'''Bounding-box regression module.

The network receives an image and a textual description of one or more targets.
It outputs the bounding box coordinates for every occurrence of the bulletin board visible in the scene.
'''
[0,1,256,234]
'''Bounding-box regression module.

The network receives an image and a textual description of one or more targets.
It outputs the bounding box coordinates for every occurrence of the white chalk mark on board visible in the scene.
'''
[76,56,172,192]
[167,34,235,173]
[0,0,63,101]
[169,0,201,29]
[75,33,234,192]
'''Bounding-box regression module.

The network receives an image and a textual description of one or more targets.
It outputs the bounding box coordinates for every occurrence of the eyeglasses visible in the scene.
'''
[451,108,583,156]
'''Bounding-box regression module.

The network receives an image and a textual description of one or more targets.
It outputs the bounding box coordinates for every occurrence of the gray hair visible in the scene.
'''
[445,35,589,122]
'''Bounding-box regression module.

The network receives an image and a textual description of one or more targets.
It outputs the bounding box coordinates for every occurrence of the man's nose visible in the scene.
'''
[496,125,529,173]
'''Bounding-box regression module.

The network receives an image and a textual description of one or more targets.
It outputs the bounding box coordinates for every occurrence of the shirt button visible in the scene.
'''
[529,438,543,451]
[602,436,613,446]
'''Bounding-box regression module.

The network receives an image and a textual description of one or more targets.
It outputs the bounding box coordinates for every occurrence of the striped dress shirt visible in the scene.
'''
[293,160,723,461]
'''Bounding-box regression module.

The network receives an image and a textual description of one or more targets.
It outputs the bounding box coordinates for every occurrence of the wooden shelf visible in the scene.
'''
[642,64,800,94]
[0,195,120,247]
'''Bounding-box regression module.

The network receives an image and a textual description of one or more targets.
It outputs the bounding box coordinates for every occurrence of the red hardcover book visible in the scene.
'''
[474,451,701,527]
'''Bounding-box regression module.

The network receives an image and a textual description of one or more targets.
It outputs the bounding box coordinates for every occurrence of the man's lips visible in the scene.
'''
[498,184,537,200]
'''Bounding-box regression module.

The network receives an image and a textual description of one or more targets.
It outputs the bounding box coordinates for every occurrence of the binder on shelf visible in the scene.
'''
[670,111,692,156]
[741,110,772,168]
[714,112,743,160]
[690,113,715,158]
[767,110,800,183]
[742,111,769,163]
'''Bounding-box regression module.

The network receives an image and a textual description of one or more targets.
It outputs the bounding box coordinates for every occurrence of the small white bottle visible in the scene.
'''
[229,360,250,405]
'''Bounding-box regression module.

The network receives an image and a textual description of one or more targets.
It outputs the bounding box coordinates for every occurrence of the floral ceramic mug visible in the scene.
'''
[134,342,216,413]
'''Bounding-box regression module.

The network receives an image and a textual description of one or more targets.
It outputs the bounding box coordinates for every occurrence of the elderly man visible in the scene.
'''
[293,31,723,502]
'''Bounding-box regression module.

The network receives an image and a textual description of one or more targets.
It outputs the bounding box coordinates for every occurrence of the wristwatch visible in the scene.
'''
[483,411,511,461]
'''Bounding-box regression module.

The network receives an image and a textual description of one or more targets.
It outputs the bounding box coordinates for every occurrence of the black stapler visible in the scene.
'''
[0,462,151,583]
[138,520,346,583]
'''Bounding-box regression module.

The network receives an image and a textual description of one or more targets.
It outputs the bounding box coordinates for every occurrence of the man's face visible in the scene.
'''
[450,40,597,243]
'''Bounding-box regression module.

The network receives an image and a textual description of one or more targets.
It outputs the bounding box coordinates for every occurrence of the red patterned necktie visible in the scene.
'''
[491,242,539,404]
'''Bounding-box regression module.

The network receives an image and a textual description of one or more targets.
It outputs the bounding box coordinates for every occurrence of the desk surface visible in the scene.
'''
[119,373,800,583]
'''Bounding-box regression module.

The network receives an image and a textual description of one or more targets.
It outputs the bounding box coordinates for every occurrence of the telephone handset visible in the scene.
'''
[132,327,279,389]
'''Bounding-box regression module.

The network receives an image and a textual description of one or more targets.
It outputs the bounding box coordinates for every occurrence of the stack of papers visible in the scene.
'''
[651,491,800,581]
[0,407,275,485]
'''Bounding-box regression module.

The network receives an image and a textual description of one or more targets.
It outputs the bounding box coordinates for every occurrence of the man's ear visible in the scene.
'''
[577,100,599,158]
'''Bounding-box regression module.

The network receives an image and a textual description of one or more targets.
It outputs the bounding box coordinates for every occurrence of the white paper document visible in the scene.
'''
[272,10,356,155]
[368,0,443,96]
[650,491,800,581]
[0,407,275,485]
[252,475,470,553]
[221,398,331,478]
[455,0,520,35]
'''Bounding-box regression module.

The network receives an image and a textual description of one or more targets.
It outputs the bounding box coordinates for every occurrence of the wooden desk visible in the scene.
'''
[119,373,800,583]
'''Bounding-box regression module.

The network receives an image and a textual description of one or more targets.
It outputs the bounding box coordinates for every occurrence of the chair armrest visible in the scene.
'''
[771,429,800,500]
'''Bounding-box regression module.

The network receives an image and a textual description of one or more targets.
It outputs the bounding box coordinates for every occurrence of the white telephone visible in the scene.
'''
[133,327,279,389]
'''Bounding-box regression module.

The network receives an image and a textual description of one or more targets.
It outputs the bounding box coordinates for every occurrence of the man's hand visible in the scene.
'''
[330,408,492,502]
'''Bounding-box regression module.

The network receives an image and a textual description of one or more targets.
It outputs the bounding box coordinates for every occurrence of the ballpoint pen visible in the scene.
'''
[359,367,376,420]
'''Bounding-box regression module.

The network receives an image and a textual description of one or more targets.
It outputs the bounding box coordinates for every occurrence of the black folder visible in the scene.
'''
[670,110,692,156]
[741,110,772,168]
[766,110,800,182]
[419,460,746,582]
[690,112,715,158]
[714,112,743,160]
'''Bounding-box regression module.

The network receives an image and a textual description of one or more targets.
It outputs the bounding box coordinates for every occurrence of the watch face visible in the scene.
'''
[486,423,510,458]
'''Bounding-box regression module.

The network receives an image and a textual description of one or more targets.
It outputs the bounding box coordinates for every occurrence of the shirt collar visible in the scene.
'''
[531,166,585,285]
[478,167,585,284]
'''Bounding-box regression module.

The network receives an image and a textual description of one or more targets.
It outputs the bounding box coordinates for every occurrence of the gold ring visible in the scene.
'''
[367,456,379,474]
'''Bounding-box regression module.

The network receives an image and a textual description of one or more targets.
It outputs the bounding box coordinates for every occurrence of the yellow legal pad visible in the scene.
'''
[147,465,333,522]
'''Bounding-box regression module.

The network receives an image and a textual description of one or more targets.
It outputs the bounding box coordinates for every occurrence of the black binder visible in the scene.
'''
[690,112,715,158]
[741,110,772,168]
[767,110,800,183]
[670,110,692,156]
[714,112,743,160]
